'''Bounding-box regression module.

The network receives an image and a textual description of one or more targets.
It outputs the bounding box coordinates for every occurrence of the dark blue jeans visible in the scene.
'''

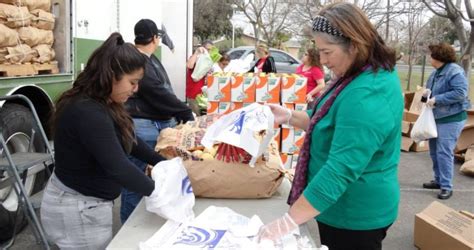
[120,118,176,223]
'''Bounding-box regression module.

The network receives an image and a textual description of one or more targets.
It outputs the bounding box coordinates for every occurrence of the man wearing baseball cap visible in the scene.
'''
[122,19,194,223]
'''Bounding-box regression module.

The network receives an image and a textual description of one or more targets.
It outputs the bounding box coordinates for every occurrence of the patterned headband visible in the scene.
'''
[311,15,345,37]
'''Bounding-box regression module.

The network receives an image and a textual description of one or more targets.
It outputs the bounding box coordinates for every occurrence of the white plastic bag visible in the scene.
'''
[145,157,195,223]
[410,104,438,143]
[201,103,274,166]
[139,206,323,250]
[191,52,213,81]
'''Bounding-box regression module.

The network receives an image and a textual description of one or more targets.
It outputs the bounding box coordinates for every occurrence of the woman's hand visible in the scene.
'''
[426,97,436,108]
[194,46,206,55]
[306,93,314,103]
[267,104,291,125]
[257,213,298,242]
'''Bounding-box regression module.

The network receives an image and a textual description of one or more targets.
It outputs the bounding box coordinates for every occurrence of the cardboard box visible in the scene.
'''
[267,75,281,103]
[230,75,244,102]
[281,74,297,103]
[455,125,474,153]
[404,111,419,123]
[291,154,299,168]
[404,92,415,111]
[409,89,424,115]
[230,102,243,112]
[280,153,292,169]
[281,128,295,154]
[255,73,269,102]
[466,109,474,127]
[282,103,295,128]
[273,127,281,151]
[218,76,232,102]
[401,136,414,152]
[294,77,308,103]
[402,121,414,136]
[293,129,306,154]
[218,102,232,114]
[411,140,429,152]
[207,75,221,102]
[414,201,474,250]
[242,75,256,103]
[207,101,219,115]
[207,74,231,102]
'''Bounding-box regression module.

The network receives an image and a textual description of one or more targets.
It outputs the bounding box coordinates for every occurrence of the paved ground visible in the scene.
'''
[8,151,474,250]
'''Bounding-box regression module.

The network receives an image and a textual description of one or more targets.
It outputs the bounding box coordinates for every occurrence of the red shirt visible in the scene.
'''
[186,67,205,99]
[295,64,324,95]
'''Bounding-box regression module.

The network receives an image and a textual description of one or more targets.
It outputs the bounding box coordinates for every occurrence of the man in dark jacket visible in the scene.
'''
[121,19,194,222]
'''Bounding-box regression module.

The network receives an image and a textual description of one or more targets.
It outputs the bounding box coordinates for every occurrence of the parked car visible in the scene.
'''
[227,46,301,73]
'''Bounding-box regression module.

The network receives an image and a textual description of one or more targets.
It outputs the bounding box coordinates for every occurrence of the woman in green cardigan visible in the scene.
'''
[258,3,403,250]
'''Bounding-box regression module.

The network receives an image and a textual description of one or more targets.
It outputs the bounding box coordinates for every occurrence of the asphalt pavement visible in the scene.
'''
[9,151,474,250]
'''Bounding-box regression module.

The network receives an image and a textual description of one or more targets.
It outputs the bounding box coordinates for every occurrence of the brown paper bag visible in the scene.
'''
[30,9,54,30]
[185,114,220,129]
[5,44,34,63]
[18,26,53,47]
[182,144,284,198]
[0,23,18,47]
[0,3,30,28]
[32,44,54,63]
[155,125,206,152]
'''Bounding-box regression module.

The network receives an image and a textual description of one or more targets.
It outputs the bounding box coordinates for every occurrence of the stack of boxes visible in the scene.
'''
[206,72,308,169]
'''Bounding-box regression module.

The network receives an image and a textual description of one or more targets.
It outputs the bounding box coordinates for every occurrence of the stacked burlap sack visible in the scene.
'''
[0,0,55,64]
[155,115,285,199]
[460,145,474,177]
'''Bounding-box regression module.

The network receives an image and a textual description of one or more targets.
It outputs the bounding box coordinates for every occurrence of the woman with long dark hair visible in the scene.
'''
[40,32,164,249]
[295,48,326,106]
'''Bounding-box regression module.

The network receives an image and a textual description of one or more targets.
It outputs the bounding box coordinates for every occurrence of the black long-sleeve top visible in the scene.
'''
[54,97,164,200]
[125,54,194,123]
[248,56,277,73]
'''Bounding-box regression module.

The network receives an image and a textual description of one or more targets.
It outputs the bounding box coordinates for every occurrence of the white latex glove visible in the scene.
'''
[257,213,298,242]
[426,97,436,108]
[267,104,291,125]
[306,93,314,103]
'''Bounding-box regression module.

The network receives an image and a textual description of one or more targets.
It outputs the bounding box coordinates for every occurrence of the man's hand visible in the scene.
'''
[257,213,298,242]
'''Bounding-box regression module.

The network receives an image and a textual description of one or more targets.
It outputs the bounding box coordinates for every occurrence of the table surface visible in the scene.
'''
[107,179,318,249]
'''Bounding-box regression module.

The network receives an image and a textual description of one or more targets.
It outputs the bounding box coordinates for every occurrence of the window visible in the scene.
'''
[228,50,245,60]
[271,51,293,63]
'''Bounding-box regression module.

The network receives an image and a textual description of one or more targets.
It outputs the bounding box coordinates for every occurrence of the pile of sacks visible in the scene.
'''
[0,0,55,64]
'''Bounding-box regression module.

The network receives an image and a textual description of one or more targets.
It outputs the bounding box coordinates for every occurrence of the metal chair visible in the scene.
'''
[0,94,54,250]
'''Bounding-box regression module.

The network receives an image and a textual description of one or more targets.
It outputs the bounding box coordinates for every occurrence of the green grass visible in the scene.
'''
[398,71,474,100]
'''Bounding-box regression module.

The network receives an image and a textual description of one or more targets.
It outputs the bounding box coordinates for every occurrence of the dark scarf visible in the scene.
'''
[287,66,369,205]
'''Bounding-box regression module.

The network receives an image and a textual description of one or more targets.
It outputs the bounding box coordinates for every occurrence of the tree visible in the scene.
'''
[231,0,294,47]
[193,0,233,42]
[399,1,427,90]
[421,15,458,44]
[422,0,474,82]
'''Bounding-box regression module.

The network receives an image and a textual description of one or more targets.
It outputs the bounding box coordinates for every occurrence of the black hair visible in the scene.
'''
[53,32,146,152]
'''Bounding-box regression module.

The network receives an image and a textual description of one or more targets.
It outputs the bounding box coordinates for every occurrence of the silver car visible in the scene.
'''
[227,46,301,74]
